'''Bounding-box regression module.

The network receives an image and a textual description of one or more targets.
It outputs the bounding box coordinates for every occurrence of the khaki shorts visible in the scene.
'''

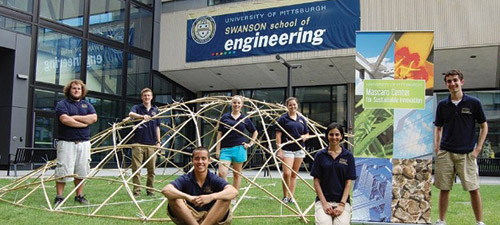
[54,140,91,183]
[434,150,479,191]
[314,201,351,225]
[167,201,232,225]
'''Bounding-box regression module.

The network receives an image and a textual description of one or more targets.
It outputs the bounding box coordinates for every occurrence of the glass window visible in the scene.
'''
[125,102,136,116]
[153,74,173,104]
[133,0,153,7]
[86,97,121,137]
[0,15,31,35]
[36,27,82,85]
[129,5,152,50]
[34,113,55,147]
[252,89,285,103]
[203,91,231,97]
[34,89,65,111]
[295,86,331,102]
[86,41,123,95]
[309,103,331,127]
[208,0,245,6]
[240,90,251,98]
[89,0,126,43]
[175,86,193,102]
[40,0,84,28]
[127,54,150,99]
[332,85,347,125]
[0,0,33,13]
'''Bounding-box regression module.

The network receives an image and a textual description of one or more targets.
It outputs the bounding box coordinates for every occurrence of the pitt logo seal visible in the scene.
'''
[191,16,216,44]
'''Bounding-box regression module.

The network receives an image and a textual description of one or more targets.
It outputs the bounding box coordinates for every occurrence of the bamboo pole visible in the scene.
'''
[0,96,339,222]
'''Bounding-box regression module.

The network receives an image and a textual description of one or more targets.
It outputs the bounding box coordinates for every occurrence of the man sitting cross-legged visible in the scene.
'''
[162,146,238,225]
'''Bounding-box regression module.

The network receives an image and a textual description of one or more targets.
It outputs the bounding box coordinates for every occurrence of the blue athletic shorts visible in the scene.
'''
[220,145,247,163]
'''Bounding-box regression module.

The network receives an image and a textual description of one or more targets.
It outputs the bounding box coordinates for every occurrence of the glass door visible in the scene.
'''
[34,111,57,148]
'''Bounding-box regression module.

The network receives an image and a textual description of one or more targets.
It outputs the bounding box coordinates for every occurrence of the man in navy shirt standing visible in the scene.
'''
[434,70,488,225]
[54,79,97,206]
[162,146,238,225]
[129,88,161,196]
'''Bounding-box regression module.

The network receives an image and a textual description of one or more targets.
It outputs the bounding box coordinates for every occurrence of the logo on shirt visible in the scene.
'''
[203,186,213,194]
[461,107,472,114]
[339,158,348,166]
[81,104,88,109]
[152,112,157,116]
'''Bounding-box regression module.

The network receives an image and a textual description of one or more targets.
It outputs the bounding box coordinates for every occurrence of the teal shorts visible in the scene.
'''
[220,145,247,163]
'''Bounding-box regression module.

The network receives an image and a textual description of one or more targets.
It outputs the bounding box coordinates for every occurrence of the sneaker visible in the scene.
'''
[74,195,89,204]
[231,199,237,205]
[434,219,446,225]
[54,195,64,206]
[476,222,486,225]
[282,197,289,204]
[288,198,295,204]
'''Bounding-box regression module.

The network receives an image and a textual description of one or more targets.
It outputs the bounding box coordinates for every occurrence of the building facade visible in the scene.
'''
[0,0,498,168]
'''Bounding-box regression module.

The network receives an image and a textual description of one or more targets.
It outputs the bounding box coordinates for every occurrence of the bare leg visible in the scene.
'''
[168,199,198,225]
[232,162,243,190]
[200,199,231,225]
[438,190,450,221]
[218,160,231,181]
[469,189,483,222]
[56,182,65,196]
[281,157,294,198]
[289,158,303,199]
[74,178,84,196]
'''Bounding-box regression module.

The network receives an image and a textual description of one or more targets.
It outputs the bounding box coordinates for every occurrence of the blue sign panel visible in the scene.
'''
[186,0,359,62]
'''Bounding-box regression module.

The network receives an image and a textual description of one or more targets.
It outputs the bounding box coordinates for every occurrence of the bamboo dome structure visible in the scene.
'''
[0,96,344,223]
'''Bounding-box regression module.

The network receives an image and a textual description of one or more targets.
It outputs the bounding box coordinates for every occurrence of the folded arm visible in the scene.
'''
[161,184,195,202]
[59,114,88,128]
[72,114,97,125]
[194,185,238,206]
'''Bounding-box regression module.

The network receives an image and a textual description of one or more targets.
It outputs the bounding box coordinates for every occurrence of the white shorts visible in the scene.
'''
[282,150,306,159]
[54,140,91,182]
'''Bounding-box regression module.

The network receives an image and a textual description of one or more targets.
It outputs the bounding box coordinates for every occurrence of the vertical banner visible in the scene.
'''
[353,31,435,224]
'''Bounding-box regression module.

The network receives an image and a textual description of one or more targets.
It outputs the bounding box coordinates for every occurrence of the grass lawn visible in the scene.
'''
[0,175,499,224]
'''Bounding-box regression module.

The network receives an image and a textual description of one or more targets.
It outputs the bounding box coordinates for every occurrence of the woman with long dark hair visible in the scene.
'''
[311,123,356,225]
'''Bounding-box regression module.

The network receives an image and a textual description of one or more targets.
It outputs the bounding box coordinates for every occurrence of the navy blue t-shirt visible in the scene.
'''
[218,113,257,148]
[434,94,487,154]
[170,171,228,211]
[131,104,160,145]
[55,99,96,141]
[310,147,357,203]
[276,113,310,151]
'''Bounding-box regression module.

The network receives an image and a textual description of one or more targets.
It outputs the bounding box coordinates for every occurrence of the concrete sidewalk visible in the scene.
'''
[0,167,313,180]
[1,167,499,185]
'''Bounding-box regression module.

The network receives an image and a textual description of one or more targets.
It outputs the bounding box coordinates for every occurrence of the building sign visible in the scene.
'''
[363,80,425,109]
[186,0,359,62]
